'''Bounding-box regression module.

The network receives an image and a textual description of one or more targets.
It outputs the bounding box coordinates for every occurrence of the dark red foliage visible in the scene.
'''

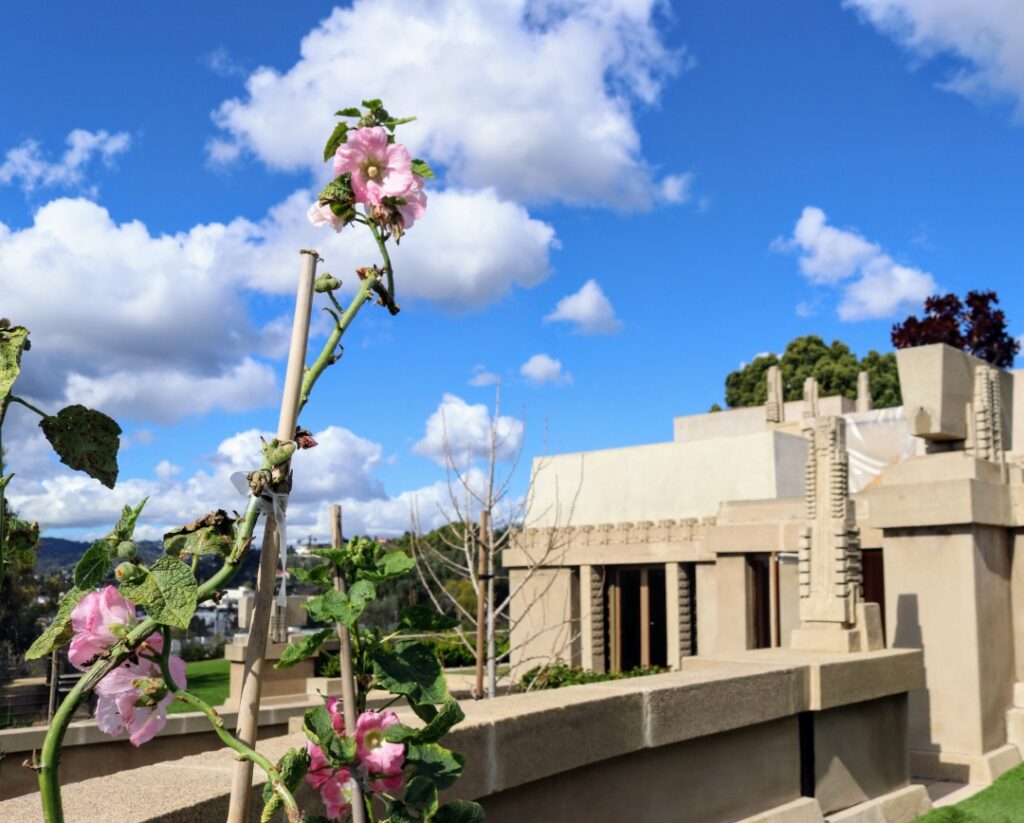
[891,290,1019,368]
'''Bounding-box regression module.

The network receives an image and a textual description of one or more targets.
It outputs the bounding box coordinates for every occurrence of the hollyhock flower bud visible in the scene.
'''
[333,127,414,206]
[295,427,318,450]
[308,201,346,232]
[114,561,146,584]
[68,586,162,669]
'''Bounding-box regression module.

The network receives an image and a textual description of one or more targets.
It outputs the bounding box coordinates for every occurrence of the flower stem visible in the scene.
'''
[157,629,300,820]
[299,271,378,412]
[364,220,395,305]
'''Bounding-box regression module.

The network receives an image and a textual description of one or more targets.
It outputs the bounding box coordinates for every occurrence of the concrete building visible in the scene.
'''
[509,343,1024,785]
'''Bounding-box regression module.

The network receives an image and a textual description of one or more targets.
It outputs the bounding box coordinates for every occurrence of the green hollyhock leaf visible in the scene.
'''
[323,121,349,162]
[275,628,332,669]
[361,98,383,111]
[305,579,375,628]
[403,776,439,816]
[26,586,86,659]
[0,324,29,410]
[290,563,332,586]
[434,800,486,823]
[361,550,415,583]
[4,514,40,566]
[411,158,434,179]
[398,604,459,633]
[113,499,148,541]
[372,640,449,707]
[260,746,311,822]
[405,742,465,790]
[303,705,355,765]
[39,404,121,489]
[335,107,362,118]
[384,697,464,746]
[74,540,111,589]
[119,556,197,628]
[163,509,235,558]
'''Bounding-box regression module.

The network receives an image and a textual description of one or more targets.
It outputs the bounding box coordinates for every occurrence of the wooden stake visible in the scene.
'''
[331,504,367,823]
[474,509,488,700]
[227,250,317,823]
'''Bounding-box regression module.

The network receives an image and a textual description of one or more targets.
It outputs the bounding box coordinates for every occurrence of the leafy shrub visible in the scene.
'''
[519,661,669,691]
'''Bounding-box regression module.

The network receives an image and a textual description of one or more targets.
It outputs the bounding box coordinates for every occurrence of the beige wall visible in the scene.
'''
[481,716,802,823]
[884,525,1015,757]
[508,567,579,679]
[526,431,808,528]
[715,555,750,652]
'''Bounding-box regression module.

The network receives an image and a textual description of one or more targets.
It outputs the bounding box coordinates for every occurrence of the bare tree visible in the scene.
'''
[410,384,581,698]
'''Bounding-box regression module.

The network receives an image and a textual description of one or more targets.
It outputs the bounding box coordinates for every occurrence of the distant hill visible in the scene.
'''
[35,537,163,573]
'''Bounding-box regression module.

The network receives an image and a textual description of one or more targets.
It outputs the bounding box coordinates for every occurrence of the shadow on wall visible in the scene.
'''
[892,593,949,774]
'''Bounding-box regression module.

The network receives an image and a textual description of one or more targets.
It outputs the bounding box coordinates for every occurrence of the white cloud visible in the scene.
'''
[204,47,246,79]
[209,0,689,208]
[468,365,500,387]
[0,129,130,192]
[544,278,622,334]
[520,353,571,385]
[659,172,694,204]
[4,417,470,540]
[845,1,1024,114]
[2,185,556,422]
[776,206,937,321]
[413,393,524,466]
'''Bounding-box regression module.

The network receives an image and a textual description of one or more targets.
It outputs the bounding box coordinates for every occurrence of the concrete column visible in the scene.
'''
[666,563,681,670]
[884,525,1017,780]
[579,564,606,673]
[715,555,750,652]
[695,561,717,655]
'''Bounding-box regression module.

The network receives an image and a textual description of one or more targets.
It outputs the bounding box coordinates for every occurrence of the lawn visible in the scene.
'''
[916,764,1024,822]
[167,658,229,714]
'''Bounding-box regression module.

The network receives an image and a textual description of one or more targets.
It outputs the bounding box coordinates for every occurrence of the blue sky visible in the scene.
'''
[3,0,1023,540]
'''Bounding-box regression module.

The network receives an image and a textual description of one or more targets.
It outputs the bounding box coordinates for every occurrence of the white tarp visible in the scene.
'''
[843,407,921,493]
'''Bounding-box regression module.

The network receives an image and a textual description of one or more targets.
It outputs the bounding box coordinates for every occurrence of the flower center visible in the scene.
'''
[363,157,382,180]
[365,729,384,750]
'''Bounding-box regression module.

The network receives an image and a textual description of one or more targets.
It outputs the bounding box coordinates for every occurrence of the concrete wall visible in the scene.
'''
[526,431,808,528]
[508,567,579,678]
[0,651,926,823]
[673,397,856,443]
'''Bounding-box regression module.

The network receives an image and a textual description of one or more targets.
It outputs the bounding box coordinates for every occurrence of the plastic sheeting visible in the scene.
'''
[844,407,922,493]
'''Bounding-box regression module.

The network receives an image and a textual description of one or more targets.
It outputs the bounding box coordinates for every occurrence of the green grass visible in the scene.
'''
[915,763,1024,822]
[167,658,229,714]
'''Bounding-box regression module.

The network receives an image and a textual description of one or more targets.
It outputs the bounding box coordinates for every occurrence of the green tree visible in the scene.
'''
[723,335,901,409]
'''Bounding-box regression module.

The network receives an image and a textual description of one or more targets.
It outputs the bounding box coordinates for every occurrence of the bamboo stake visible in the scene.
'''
[330,504,367,823]
[227,250,318,823]
[474,510,487,699]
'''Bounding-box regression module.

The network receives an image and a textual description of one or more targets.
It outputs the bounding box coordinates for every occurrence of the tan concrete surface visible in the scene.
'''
[735,798,826,823]
[824,785,931,822]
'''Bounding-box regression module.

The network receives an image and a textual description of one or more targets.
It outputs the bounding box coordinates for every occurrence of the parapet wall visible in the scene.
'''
[0,649,928,823]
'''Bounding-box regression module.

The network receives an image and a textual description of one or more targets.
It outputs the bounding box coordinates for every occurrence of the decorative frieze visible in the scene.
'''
[766,364,785,424]
[969,364,1005,466]
[513,516,716,551]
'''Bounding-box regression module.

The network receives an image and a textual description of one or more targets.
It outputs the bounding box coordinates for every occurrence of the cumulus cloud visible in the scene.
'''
[4,420,417,539]
[412,393,524,466]
[775,206,937,321]
[544,278,622,334]
[520,353,571,385]
[209,0,689,208]
[0,129,130,192]
[468,365,500,387]
[845,1,1024,114]
[2,184,557,421]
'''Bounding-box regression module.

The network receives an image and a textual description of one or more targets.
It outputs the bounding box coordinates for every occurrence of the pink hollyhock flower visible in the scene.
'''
[319,767,358,821]
[95,655,186,747]
[325,696,346,732]
[333,127,414,206]
[355,710,405,777]
[395,175,427,229]
[307,201,346,232]
[68,586,162,670]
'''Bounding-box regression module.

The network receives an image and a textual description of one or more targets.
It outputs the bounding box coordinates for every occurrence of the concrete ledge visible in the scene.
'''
[0,653,922,822]
[910,743,1021,785]
[736,797,825,823]
[825,785,931,822]
[689,648,924,710]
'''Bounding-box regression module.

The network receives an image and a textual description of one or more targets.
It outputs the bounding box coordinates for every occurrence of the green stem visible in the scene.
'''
[8,395,50,419]
[156,629,300,820]
[299,272,378,412]
[365,220,394,305]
